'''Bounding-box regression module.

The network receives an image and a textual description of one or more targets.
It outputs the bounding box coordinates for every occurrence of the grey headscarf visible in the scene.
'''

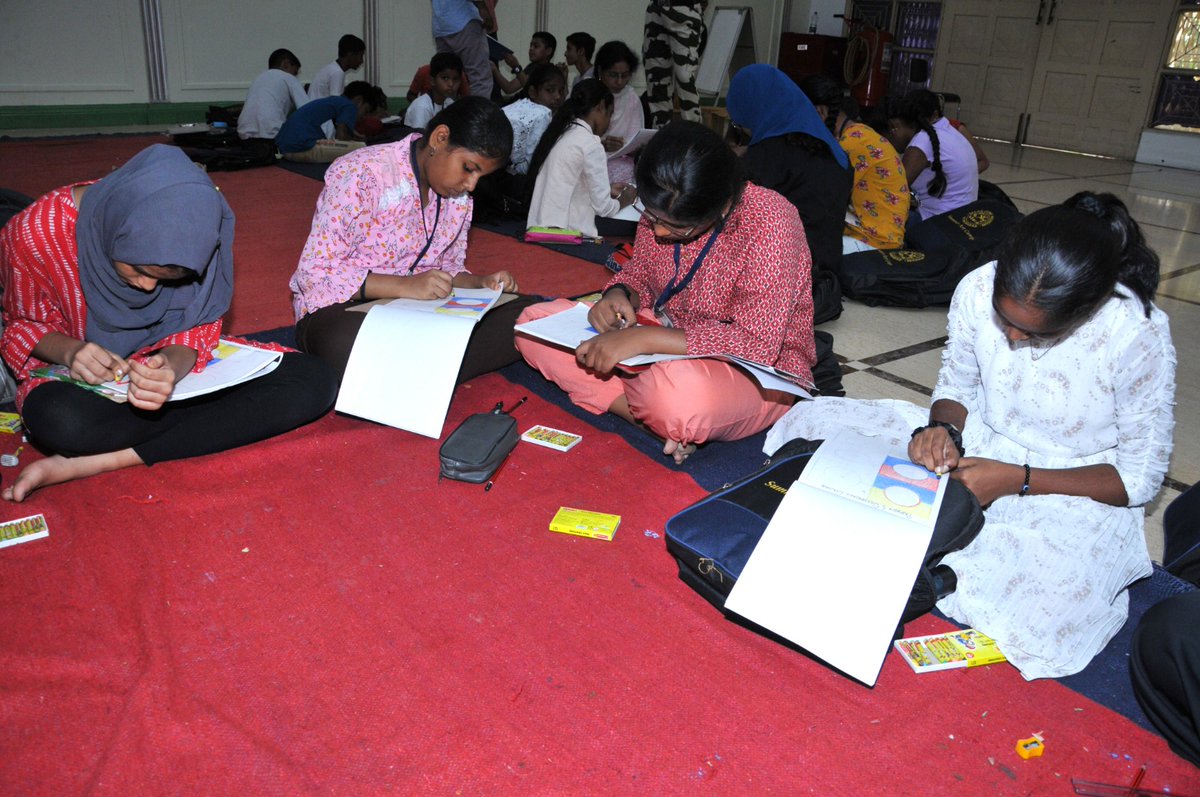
[76,144,234,356]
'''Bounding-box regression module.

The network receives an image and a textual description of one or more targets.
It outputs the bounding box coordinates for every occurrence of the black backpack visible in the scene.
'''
[836,198,1023,308]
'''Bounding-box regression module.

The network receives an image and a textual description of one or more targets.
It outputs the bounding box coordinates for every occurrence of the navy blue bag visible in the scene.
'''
[1162,482,1200,587]
[664,438,984,621]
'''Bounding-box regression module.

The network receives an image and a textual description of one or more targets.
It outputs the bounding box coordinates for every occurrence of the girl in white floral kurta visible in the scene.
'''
[766,192,1176,679]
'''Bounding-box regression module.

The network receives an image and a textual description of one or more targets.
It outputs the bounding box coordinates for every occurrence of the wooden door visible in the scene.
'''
[1023,0,1174,157]
[931,0,1043,141]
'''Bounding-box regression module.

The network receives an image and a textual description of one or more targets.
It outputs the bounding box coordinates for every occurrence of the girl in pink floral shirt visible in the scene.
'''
[290,97,538,381]
[516,122,816,464]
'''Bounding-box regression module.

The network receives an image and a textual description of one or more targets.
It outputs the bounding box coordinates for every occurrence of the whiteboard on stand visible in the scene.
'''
[696,6,758,100]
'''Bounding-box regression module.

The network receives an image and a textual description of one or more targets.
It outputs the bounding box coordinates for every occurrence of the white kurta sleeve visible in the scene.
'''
[1110,309,1176,506]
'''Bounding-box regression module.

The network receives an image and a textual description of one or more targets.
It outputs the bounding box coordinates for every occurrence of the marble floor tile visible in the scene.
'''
[979,142,1159,178]
[869,348,945,394]
[1159,271,1200,304]
[1001,177,1200,233]
[820,301,948,363]
[1010,197,1050,216]
[980,161,1071,185]
[1144,226,1200,274]
[840,369,934,407]
[1092,166,1200,200]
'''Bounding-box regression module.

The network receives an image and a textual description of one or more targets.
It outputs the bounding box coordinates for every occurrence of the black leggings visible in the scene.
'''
[295,294,542,384]
[21,352,337,465]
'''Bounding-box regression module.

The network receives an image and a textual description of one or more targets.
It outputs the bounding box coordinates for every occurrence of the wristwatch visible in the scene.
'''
[911,420,965,457]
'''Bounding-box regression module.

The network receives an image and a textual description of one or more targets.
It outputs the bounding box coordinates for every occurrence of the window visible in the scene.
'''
[1151,1,1200,131]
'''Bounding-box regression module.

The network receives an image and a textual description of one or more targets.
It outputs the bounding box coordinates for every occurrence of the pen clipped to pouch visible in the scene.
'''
[438,399,523,484]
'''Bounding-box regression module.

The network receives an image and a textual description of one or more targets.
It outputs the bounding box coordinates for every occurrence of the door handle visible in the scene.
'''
[1047,0,1058,24]
[1036,0,1046,25]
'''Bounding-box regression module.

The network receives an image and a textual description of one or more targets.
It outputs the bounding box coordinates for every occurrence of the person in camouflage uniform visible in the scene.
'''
[643,1,706,127]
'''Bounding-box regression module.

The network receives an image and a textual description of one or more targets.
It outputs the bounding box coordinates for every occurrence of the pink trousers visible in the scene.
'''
[515,299,795,446]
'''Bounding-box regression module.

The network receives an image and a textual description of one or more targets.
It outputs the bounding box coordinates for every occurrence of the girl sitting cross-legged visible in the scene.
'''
[0,144,337,502]
[516,121,817,464]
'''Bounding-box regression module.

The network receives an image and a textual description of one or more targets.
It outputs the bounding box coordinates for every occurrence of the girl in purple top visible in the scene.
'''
[289,96,538,382]
[887,90,979,220]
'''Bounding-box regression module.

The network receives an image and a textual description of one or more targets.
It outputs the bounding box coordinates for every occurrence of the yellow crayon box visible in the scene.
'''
[0,513,49,550]
[521,425,583,452]
[549,507,621,541]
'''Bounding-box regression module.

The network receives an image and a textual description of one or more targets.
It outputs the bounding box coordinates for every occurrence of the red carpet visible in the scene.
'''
[1,136,1198,795]
[1,378,1196,794]
[0,135,612,334]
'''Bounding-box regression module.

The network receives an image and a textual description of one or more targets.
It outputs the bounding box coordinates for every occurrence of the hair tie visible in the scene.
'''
[1072,192,1105,219]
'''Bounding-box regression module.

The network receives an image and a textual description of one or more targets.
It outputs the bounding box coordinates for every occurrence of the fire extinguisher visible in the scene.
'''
[844,26,893,108]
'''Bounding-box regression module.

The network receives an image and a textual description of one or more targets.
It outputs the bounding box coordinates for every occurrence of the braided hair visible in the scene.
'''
[896,90,946,198]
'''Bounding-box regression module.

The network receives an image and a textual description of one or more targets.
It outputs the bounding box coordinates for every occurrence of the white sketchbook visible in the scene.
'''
[514,301,812,397]
[30,339,282,404]
[609,128,655,160]
[336,287,503,437]
[724,430,947,686]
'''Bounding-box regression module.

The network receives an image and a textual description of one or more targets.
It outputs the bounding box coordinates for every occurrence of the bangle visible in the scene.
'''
[1019,463,1031,497]
[911,420,964,457]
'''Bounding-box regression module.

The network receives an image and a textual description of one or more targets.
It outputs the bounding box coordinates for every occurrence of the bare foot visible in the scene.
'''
[662,438,697,464]
[609,396,699,464]
[2,449,143,502]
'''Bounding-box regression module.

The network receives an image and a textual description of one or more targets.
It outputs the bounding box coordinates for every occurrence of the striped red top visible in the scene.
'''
[0,184,222,410]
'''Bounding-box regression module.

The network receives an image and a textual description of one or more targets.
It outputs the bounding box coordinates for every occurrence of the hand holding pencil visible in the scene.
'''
[588,286,637,334]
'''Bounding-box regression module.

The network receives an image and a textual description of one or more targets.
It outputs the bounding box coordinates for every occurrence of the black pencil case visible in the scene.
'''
[439,411,518,483]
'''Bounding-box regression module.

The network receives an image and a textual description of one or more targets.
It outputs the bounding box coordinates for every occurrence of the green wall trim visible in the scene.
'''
[0,102,226,131]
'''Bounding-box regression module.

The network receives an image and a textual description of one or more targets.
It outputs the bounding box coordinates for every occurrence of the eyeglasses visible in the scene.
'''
[603,70,632,81]
[638,208,704,239]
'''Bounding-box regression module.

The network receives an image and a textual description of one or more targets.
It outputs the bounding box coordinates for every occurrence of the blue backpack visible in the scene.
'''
[664,438,984,626]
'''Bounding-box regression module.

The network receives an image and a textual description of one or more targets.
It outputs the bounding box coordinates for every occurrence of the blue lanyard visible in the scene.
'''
[408,138,442,274]
[653,216,726,316]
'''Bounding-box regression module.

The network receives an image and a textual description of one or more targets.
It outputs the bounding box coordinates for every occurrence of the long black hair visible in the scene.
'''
[423,95,512,164]
[798,73,847,136]
[994,191,1159,327]
[595,40,640,74]
[636,121,745,226]
[524,78,612,202]
[894,90,946,198]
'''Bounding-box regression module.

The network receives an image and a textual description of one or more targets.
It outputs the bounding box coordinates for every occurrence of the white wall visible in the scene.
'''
[0,0,151,104]
[786,0,850,37]
[160,0,363,101]
[1137,129,1200,171]
[0,0,792,106]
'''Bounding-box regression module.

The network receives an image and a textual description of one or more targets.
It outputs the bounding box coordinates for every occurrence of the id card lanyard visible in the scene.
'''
[652,216,727,326]
[407,138,443,275]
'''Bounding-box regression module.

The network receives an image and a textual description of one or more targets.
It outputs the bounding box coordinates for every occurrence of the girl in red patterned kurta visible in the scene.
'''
[0,145,335,501]
[516,122,816,463]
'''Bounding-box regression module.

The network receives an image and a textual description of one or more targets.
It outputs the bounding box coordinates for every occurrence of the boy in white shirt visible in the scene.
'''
[237,49,309,141]
[404,52,463,130]
[560,32,596,88]
[308,34,366,101]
